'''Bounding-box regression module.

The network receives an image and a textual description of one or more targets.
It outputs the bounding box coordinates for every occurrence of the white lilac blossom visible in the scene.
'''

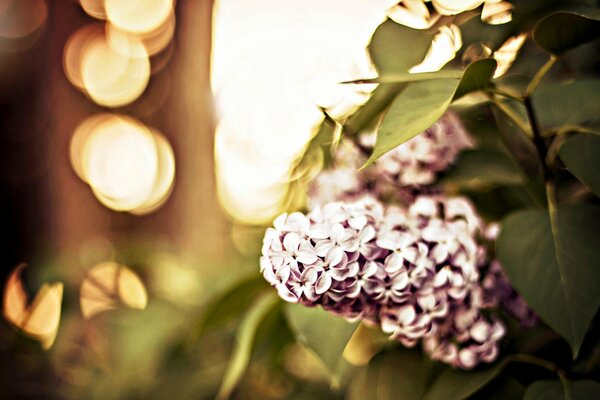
[308,112,472,208]
[260,194,536,368]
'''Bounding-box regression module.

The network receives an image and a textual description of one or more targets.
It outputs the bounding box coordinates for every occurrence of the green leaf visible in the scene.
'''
[363,59,499,167]
[441,150,524,189]
[345,83,405,135]
[347,348,426,400]
[453,58,497,100]
[497,204,600,357]
[533,80,600,133]
[533,9,600,55]
[559,133,600,197]
[423,359,507,400]
[363,78,458,167]
[284,303,358,374]
[368,19,434,74]
[191,274,270,339]
[523,379,600,400]
[343,70,462,84]
[216,292,279,400]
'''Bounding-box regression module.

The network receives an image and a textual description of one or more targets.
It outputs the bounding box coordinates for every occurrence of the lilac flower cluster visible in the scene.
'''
[308,112,473,208]
[260,195,534,369]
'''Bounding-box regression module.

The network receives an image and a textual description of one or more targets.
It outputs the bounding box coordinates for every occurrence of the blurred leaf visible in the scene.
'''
[469,376,525,400]
[523,379,600,400]
[284,304,358,374]
[559,133,600,197]
[533,9,600,55]
[533,80,600,133]
[363,79,458,167]
[347,348,425,400]
[497,204,600,357]
[453,58,497,100]
[423,359,507,400]
[368,19,434,75]
[441,150,524,189]
[192,275,270,339]
[217,292,279,400]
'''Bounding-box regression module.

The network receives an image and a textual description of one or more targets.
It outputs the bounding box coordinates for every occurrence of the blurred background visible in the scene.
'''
[0,0,394,398]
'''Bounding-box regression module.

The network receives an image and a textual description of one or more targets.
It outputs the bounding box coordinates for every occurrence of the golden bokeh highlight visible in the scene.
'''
[70,114,175,214]
[2,264,63,349]
[105,0,173,35]
[79,0,106,20]
[79,261,148,319]
[107,10,175,56]
[80,32,150,107]
[63,23,104,89]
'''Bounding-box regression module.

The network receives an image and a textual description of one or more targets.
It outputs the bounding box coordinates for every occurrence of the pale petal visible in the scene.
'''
[277,285,298,303]
[315,240,334,257]
[384,252,404,274]
[301,267,318,284]
[283,232,300,253]
[315,273,332,294]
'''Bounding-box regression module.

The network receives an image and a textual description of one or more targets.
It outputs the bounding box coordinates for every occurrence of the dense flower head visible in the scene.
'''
[308,112,473,208]
[260,194,534,368]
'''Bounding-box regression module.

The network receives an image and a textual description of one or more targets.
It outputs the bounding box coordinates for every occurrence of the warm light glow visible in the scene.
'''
[80,32,150,107]
[80,262,148,319]
[63,24,104,89]
[107,10,176,56]
[493,33,527,78]
[2,264,63,349]
[409,24,462,73]
[388,0,441,30]
[212,0,394,223]
[70,114,175,214]
[481,0,513,25]
[79,0,106,20]
[105,0,173,35]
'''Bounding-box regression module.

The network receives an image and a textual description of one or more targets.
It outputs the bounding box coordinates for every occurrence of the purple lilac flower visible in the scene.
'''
[308,112,473,208]
[261,194,535,369]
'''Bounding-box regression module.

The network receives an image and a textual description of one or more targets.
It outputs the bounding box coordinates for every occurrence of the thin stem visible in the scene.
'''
[489,88,524,103]
[524,95,551,181]
[525,56,557,97]
[509,353,559,372]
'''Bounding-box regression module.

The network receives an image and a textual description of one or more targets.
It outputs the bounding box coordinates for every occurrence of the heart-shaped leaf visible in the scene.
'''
[284,304,358,374]
[497,204,600,357]
[559,133,600,197]
[533,9,600,55]
[523,379,600,400]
